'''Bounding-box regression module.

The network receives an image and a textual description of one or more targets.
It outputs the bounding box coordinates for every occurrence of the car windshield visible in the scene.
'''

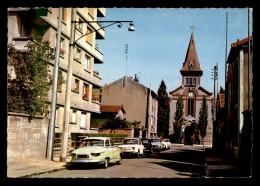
[80,139,104,147]
[123,139,138,144]
[141,139,150,144]
[151,139,160,142]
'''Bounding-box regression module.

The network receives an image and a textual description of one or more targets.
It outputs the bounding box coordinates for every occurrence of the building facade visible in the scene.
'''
[100,76,158,138]
[169,33,213,146]
[223,36,253,160]
[8,8,106,152]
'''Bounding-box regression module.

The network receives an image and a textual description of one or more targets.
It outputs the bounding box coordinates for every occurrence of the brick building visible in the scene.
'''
[169,32,213,146]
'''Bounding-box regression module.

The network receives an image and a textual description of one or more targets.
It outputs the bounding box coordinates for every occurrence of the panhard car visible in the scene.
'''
[70,137,122,168]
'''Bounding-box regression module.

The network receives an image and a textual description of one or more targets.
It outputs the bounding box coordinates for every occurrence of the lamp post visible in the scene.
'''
[59,9,135,162]
[47,7,63,161]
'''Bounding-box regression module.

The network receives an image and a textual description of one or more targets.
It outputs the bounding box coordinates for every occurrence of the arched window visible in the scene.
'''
[187,92,195,117]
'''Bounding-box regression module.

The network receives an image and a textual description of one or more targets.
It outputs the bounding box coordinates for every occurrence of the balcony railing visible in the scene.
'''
[92,95,100,103]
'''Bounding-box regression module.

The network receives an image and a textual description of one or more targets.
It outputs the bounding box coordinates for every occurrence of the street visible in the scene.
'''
[33,145,205,178]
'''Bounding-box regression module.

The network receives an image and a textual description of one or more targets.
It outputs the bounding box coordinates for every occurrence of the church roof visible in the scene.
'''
[180,33,203,76]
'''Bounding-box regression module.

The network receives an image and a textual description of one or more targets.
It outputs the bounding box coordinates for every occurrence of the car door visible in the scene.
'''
[110,139,119,160]
[105,139,113,159]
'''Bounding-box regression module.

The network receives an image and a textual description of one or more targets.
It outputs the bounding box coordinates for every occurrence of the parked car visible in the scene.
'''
[70,137,122,168]
[161,138,171,150]
[118,138,144,158]
[150,138,163,152]
[141,138,153,154]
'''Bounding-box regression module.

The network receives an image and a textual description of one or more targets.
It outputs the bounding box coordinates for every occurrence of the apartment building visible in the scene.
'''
[8,8,106,135]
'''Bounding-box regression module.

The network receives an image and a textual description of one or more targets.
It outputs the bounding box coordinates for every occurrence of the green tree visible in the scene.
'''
[157,80,170,138]
[198,95,208,146]
[8,36,65,119]
[102,116,141,134]
[219,86,225,94]
[173,96,185,143]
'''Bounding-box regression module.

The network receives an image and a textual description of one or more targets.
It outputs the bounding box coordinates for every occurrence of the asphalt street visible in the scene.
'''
[32,145,205,178]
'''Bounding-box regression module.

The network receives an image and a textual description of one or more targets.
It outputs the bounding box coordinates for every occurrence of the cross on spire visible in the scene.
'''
[190,25,196,34]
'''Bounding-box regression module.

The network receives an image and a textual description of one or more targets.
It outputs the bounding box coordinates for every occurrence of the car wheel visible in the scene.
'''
[103,158,109,168]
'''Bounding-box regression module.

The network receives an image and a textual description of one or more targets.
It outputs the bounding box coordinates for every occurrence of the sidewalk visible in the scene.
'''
[7,159,66,178]
[204,148,249,178]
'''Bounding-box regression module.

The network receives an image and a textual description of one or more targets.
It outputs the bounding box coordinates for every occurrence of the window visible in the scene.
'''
[83,83,89,99]
[57,8,67,22]
[80,112,86,129]
[86,26,92,44]
[55,107,60,127]
[73,79,79,92]
[105,140,110,147]
[193,78,196,85]
[84,55,90,71]
[57,70,63,92]
[189,78,192,85]
[187,92,195,117]
[88,8,94,17]
[78,18,83,31]
[71,110,77,124]
[76,48,81,62]
[186,78,189,85]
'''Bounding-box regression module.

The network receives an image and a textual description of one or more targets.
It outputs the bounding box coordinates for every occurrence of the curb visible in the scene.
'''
[18,167,66,178]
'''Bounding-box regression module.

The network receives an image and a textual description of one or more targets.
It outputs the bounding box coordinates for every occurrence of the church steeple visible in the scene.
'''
[180,32,203,76]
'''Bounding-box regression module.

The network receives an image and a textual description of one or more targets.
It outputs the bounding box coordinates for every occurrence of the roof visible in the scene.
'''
[180,33,203,76]
[227,36,253,64]
[198,86,212,95]
[100,104,126,114]
[231,36,252,48]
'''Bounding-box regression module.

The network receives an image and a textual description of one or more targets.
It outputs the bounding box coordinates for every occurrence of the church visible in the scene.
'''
[169,31,213,146]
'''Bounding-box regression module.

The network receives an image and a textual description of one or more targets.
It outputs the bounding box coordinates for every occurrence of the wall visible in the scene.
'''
[101,77,148,128]
[7,112,49,162]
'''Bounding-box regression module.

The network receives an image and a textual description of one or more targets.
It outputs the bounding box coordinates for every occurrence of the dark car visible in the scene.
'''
[141,138,153,154]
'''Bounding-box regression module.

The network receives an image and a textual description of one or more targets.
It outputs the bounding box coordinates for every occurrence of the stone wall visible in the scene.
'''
[7,112,49,162]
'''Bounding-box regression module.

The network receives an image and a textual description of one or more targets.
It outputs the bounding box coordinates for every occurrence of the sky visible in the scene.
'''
[94,8,253,94]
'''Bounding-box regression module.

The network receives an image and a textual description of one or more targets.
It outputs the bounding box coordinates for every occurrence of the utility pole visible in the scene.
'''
[60,8,76,162]
[211,65,217,121]
[47,7,62,160]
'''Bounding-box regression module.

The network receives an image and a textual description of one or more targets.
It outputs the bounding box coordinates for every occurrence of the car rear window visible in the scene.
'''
[80,139,104,147]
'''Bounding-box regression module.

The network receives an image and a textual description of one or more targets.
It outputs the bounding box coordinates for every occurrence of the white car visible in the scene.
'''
[150,138,163,152]
[161,138,171,150]
[118,138,144,158]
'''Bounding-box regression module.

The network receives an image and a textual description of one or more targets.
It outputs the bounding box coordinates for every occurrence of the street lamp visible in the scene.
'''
[73,20,135,46]
[59,11,135,162]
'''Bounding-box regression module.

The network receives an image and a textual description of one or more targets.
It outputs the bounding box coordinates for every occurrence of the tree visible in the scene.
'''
[173,96,185,143]
[219,86,225,94]
[102,116,141,134]
[198,95,208,146]
[157,80,170,138]
[8,36,65,119]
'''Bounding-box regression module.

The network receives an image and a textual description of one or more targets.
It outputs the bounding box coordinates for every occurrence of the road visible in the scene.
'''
[33,145,206,178]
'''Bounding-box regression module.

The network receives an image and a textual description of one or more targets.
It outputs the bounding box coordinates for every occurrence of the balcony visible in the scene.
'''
[12,37,32,52]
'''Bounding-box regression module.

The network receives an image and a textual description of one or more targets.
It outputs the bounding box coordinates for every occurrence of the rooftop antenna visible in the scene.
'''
[123,44,128,87]
[125,44,128,77]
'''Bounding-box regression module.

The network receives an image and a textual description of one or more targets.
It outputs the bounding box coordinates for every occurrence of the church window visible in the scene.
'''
[193,78,196,85]
[189,78,192,85]
[186,78,189,84]
[187,92,195,117]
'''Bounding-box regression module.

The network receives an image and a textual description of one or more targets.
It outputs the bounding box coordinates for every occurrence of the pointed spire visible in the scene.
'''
[180,32,203,76]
